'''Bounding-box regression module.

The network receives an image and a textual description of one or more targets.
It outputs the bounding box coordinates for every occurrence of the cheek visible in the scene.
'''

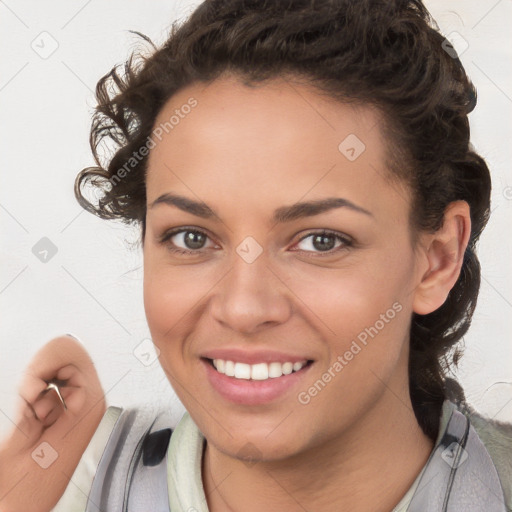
[301,250,412,358]
[143,259,187,348]
[289,252,414,388]
[301,283,407,389]
[290,275,411,437]
[143,274,194,392]
[290,255,410,339]
[142,258,218,360]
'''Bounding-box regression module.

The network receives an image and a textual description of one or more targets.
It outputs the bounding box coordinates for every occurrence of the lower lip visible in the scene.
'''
[202,359,313,405]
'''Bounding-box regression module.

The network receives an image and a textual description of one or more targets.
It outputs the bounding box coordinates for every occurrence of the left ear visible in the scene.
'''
[413,200,472,315]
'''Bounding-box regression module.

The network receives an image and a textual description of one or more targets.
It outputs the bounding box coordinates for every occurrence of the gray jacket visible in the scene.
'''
[53,398,512,512]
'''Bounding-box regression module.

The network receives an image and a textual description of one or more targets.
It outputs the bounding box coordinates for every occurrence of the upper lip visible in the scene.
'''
[201,348,313,365]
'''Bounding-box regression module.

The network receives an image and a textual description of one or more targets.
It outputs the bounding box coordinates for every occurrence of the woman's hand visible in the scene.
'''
[0,335,106,512]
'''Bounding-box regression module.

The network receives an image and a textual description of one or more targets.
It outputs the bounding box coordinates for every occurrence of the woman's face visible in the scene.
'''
[143,75,429,461]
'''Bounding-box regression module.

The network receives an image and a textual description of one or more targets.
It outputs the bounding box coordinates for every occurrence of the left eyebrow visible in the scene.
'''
[148,193,373,222]
[272,197,373,222]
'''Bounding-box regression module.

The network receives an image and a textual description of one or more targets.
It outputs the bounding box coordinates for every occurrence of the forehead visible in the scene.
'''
[145,76,410,224]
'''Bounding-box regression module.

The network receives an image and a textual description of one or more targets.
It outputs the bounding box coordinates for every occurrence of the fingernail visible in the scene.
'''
[65,333,80,341]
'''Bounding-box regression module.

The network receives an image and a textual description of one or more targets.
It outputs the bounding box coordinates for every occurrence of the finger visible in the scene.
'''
[33,394,60,423]
[17,372,49,406]
[12,365,84,450]
[17,346,94,422]
[56,363,87,390]
[23,335,93,384]
[6,334,106,452]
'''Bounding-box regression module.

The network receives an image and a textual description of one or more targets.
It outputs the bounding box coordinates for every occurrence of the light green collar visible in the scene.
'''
[166,402,457,512]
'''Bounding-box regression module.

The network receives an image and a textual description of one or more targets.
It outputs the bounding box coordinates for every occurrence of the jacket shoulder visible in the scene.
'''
[466,407,512,509]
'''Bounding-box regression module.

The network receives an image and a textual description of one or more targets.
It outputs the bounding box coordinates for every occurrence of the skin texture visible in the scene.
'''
[0,76,471,512]
[0,336,106,512]
[143,75,471,511]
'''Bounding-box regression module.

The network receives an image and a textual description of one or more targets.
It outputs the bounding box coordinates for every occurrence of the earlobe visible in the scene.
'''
[413,201,471,315]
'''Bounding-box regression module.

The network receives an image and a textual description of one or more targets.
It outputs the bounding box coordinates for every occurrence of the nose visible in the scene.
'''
[209,249,293,335]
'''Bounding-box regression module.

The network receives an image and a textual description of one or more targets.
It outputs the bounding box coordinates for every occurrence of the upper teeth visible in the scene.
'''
[212,359,307,380]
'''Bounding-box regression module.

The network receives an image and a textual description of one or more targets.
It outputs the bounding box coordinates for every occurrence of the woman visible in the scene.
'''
[1,0,511,510]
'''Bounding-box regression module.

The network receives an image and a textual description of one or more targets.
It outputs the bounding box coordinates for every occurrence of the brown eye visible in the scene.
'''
[293,230,352,256]
[179,230,207,250]
[159,228,215,255]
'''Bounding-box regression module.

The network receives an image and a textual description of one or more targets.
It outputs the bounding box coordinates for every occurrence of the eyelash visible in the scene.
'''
[158,227,353,258]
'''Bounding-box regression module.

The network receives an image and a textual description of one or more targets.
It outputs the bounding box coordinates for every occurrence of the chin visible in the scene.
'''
[201,415,308,460]
[217,435,304,464]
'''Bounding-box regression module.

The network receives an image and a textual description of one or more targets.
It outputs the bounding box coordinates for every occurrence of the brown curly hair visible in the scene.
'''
[75,0,491,441]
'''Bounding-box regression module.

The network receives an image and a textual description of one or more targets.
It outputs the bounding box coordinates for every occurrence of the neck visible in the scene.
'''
[203,375,435,512]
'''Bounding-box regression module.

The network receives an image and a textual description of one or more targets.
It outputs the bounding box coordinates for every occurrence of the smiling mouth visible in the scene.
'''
[205,358,314,381]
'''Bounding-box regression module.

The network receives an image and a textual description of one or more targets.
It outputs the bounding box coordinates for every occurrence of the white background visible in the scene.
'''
[1,0,511,437]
